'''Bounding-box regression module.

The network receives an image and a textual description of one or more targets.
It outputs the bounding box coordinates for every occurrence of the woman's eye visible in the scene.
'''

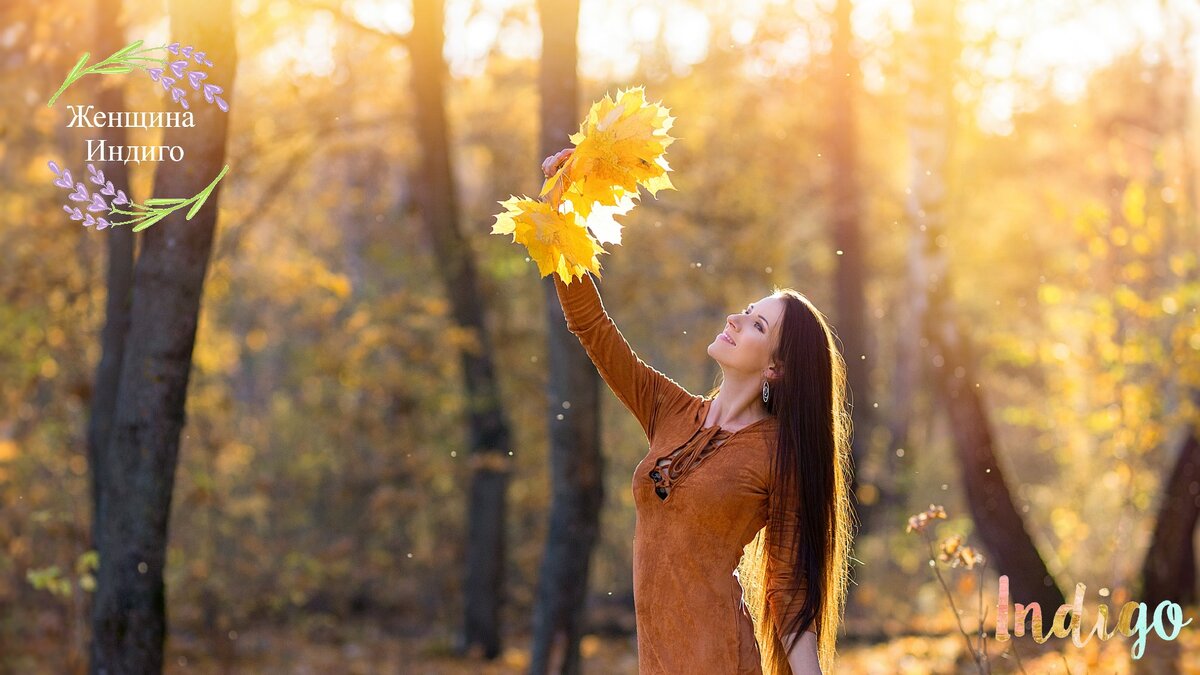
[743,308,763,331]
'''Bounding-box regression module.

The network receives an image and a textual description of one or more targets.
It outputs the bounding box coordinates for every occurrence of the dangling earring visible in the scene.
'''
[762,380,770,404]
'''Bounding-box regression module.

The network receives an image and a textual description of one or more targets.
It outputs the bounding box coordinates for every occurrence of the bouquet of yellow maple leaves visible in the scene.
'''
[491,86,675,284]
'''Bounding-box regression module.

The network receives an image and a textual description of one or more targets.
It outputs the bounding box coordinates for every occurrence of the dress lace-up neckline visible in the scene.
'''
[648,398,771,501]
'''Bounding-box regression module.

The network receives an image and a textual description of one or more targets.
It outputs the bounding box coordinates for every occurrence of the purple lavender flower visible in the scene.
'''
[201,83,228,112]
[88,163,106,186]
[69,182,90,202]
[80,212,112,229]
[152,42,226,112]
[87,192,109,212]
[166,42,212,66]
[51,161,120,229]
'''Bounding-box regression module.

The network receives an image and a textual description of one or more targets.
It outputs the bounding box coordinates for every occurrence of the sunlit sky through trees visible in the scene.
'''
[115,0,1200,137]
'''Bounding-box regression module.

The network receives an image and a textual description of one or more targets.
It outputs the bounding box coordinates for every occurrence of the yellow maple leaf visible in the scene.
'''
[495,86,674,282]
[491,196,606,284]
[569,87,675,217]
[543,86,676,220]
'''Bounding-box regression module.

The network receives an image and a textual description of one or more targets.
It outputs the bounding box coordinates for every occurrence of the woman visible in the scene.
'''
[542,148,855,674]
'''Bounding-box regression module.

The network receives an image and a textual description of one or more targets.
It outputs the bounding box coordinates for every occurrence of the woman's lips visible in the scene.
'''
[718,331,735,345]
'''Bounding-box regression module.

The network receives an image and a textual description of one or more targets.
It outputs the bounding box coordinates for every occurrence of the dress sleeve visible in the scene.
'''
[553,272,691,440]
[765,497,811,639]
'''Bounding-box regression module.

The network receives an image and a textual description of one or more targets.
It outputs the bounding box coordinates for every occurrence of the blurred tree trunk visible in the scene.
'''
[905,0,1063,610]
[529,1,604,673]
[89,0,236,670]
[827,0,873,532]
[884,290,920,513]
[85,0,136,558]
[1139,390,1200,608]
[410,0,515,660]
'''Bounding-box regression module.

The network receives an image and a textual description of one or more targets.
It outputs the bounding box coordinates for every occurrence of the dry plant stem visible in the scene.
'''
[1008,641,1029,675]
[978,565,991,673]
[924,533,986,673]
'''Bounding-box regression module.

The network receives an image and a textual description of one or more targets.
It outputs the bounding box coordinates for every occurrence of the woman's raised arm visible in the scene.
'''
[553,272,691,441]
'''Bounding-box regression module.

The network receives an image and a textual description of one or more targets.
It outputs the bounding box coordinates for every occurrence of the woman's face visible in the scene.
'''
[707,293,787,376]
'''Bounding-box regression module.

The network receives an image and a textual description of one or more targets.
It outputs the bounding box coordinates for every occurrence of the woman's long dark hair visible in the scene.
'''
[719,287,855,673]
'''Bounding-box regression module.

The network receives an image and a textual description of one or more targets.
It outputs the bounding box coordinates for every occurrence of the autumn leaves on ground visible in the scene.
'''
[5,0,1200,673]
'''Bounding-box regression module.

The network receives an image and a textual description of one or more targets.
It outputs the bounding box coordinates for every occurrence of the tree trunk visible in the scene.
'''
[828,0,875,532]
[86,0,137,558]
[1139,390,1200,608]
[89,0,235,671]
[925,312,1064,610]
[906,0,1064,611]
[883,289,920,514]
[529,1,604,673]
[409,0,515,660]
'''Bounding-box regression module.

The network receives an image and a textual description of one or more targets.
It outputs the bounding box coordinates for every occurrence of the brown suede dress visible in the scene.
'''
[554,273,805,674]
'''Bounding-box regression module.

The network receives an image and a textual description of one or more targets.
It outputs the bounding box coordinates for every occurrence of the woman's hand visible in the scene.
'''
[542,147,574,179]
[539,147,574,204]
[784,630,822,675]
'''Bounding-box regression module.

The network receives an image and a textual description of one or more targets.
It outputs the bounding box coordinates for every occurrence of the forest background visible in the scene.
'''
[2,0,1200,672]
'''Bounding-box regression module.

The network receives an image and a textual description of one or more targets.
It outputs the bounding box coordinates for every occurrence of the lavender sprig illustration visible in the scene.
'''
[144,42,227,112]
[49,161,230,232]
[47,40,228,113]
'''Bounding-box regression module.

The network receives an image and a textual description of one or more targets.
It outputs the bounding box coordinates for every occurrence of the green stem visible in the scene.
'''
[100,164,230,230]
[194,165,231,204]
[108,215,150,228]
[47,42,167,107]
[130,165,231,231]
[47,53,88,107]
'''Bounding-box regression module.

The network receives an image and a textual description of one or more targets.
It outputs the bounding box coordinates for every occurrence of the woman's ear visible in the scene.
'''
[766,360,784,382]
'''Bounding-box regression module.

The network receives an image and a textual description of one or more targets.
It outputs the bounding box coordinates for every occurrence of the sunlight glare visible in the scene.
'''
[257,11,337,78]
[350,0,413,34]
